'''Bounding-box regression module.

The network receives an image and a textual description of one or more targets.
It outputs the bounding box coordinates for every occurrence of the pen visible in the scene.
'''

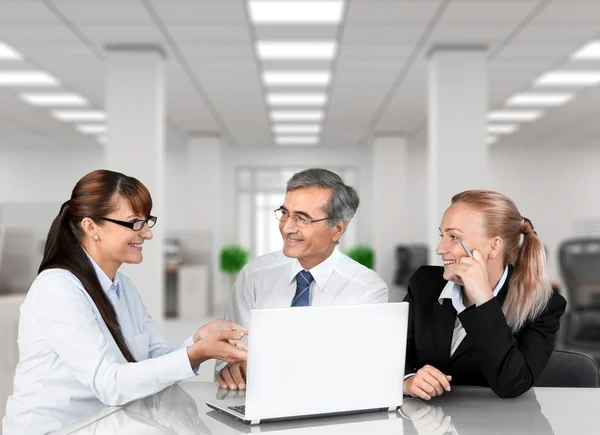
[459,239,473,258]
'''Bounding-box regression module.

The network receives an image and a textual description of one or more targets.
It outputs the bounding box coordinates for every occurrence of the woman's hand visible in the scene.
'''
[187,329,248,368]
[404,365,452,401]
[193,319,248,343]
[454,249,494,307]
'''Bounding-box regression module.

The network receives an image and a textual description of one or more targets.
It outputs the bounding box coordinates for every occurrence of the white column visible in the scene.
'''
[427,46,489,264]
[372,135,409,290]
[185,135,224,313]
[105,45,166,321]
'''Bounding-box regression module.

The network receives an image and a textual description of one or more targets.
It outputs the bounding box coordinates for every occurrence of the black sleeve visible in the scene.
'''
[458,291,566,398]
[402,268,422,377]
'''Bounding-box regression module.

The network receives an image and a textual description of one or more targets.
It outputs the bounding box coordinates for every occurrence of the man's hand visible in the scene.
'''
[216,362,247,390]
[402,399,453,435]
[404,365,452,401]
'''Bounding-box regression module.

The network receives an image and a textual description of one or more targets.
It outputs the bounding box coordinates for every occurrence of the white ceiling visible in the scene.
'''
[0,0,600,149]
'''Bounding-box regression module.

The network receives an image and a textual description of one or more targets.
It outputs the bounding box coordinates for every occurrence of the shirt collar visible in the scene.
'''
[438,265,509,309]
[83,248,121,298]
[288,248,340,292]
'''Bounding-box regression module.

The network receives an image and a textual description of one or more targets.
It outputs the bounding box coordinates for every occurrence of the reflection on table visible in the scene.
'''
[59,382,599,435]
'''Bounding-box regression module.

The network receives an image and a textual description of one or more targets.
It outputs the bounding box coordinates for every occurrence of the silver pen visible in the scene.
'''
[459,239,473,258]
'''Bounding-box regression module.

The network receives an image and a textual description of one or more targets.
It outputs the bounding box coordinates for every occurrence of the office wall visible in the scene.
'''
[405,138,600,282]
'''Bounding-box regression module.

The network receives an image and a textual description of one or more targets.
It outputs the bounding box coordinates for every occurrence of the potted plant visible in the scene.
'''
[346,245,375,270]
[220,245,249,292]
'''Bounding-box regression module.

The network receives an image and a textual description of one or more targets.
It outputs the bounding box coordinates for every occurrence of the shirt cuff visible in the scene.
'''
[404,373,417,380]
[181,335,200,375]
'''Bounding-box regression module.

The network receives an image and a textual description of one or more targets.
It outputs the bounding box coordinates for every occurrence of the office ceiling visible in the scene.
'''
[1,0,600,149]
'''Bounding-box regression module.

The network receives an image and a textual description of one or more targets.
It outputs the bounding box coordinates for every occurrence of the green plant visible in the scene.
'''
[346,245,374,270]
[220,245,249,274]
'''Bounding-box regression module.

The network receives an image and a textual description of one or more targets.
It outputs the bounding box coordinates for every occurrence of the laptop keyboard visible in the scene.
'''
[229,405,246,415]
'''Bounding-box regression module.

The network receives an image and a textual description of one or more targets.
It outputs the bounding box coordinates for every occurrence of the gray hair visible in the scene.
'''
[286,168,360,229]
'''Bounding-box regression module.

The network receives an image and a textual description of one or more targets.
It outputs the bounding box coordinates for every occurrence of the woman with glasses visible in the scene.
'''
[3,170,247,435]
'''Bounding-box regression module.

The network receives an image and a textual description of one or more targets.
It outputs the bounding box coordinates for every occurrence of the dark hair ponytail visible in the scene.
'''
[39,170,152,362]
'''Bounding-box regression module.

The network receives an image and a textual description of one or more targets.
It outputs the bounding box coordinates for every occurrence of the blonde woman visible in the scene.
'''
[403,190,566,400]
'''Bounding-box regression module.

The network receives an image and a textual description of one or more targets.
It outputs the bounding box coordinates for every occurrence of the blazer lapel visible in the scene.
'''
[450,267,513,363]
[433,298,457,370]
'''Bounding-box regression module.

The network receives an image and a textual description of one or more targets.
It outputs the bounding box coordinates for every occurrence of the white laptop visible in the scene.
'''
[206,302,408,425]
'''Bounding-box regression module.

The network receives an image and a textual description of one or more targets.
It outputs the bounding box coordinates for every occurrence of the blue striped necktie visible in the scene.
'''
[291,270,314,307]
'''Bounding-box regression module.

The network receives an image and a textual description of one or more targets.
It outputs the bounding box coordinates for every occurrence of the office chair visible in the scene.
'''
[535,350,600,388]
[558,239,600,350]
[393,244,428,287]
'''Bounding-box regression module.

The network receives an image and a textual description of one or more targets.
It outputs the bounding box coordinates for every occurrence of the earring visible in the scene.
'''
[94,235,99,241]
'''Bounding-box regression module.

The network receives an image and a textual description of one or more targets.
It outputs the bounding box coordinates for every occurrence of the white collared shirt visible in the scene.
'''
[217,249,388,372]
[438,266,509,357]
[3,252,196,435]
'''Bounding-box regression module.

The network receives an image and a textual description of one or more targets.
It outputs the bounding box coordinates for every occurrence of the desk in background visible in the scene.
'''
[55,381,598,435]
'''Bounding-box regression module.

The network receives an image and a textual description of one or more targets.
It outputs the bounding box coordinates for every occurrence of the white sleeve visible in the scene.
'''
[215,266,253,373]
[32,274,195,406]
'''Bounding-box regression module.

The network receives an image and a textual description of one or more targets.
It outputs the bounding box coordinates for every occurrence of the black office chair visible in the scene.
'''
[393,244,428,287]
[535,350,600,388]
[558,239,600,363]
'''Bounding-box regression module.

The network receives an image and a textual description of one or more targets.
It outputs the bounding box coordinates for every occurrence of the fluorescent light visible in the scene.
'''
[263,71,331,87]
[0,42,22,60]
[249,1,344,24]
[273,124,322,134]
[20,92,89,107]
[270,110,324,121]
[76,124,107,134]
[275,136,320,145]
[506,92,574,107]
[486,136,498,145]
[0,71,58,86]
[267,93,328,106]
[51,110,106,122]
[535,71,600,86]
[97,135,107,144]
[487,124,518,135]
[257,41,337,60]
[487,110,542,122]
[572,41,600,60]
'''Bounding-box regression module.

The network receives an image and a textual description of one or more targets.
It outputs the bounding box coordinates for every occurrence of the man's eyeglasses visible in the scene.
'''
[274,208,329,229]
[93,216,157,231]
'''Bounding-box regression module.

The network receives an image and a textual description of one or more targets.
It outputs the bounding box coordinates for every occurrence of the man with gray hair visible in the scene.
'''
[216,168,388,390]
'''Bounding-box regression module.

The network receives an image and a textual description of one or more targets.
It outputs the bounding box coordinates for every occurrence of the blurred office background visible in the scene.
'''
[2,0,600,422]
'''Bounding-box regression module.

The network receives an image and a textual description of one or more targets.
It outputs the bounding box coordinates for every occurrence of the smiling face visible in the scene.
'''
[279,187,344,270]
[92,194,153,271]
[436,202,491,283]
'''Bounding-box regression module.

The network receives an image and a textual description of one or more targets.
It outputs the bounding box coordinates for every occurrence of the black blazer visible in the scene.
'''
[404,266,567,398]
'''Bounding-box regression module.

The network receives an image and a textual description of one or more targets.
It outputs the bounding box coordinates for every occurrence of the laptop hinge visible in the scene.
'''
[250,419,261,425]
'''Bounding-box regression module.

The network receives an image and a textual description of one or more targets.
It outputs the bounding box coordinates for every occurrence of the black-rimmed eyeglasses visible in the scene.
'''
[274,208,329,229]
[93,216,157,231]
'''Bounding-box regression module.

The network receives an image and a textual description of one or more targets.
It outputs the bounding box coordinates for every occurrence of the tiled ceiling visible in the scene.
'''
[0,0,599,149]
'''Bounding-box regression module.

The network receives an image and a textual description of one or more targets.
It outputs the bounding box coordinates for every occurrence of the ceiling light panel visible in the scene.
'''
[272,124,322,134]
[270,110,324,121]
[76,124,107,134]
[267,93,328,106]
[572,41,600,60]
[275,136,320,145]
[535,71,600,86]
[249,1,344,24]
[20,92,89,107]
[506,93,574,107]
[0,71,58,86]
[487,110,543,122]
[52,110,106,122]
[263,71,331,86]
[487,124,518,135]
[0,42,22,60]
[257,41,337,60]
